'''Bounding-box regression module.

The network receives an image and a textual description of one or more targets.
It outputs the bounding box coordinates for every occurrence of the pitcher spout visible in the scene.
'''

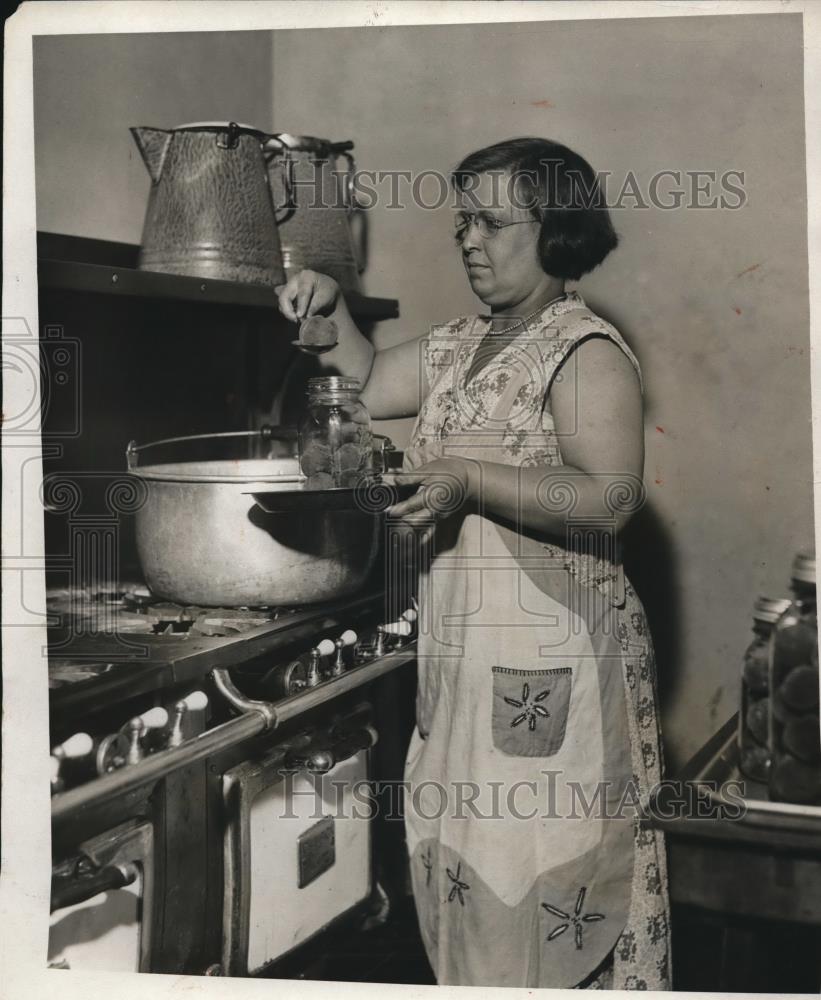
[130,127,173,184]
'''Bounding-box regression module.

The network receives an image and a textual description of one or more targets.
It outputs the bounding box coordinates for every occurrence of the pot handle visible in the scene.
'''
[372,434,402,474]
[330,141,367,273]
[216,121,242,150]
[126,426,296,470]
[330,142,357,214]
[262,134,297,224]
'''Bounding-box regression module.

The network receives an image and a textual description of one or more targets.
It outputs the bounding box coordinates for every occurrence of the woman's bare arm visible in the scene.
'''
[360,334,430,419]
[390,336,644,538]
[472,336,644,534]
[276,269,428,419]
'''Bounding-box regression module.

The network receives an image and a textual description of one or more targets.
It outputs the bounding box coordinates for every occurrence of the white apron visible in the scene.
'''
[402,292,671,989]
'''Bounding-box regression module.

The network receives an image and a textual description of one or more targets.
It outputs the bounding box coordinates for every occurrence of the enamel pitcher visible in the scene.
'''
[131,122,289,287]
[266,134,363,292]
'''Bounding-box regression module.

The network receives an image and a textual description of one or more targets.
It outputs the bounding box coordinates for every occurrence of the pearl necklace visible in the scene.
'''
[490,292,568,335]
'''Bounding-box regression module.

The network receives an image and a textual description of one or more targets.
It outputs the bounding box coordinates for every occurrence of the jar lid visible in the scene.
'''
[791,551,816,585]
[753,596,792,624]
[306,376,361,394]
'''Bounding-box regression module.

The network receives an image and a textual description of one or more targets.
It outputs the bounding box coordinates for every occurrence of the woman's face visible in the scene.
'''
[456,170,545,309]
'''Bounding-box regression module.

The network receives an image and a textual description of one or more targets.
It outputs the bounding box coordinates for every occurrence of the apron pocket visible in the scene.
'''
[491,666,572,757]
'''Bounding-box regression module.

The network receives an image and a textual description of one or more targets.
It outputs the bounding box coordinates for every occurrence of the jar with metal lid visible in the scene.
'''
[768,551,821,804]
[738,596,791,782]
[298,376,373,489]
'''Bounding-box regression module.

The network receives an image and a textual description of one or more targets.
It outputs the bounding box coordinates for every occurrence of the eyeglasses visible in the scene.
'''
[453,211,539,243]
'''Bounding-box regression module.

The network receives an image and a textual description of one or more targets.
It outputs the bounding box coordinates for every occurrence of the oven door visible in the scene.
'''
[222,708,376,976]
[48,820,154,972]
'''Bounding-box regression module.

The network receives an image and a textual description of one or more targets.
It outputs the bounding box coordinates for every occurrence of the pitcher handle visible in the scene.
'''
[262,135,297,224]
[332,146,358,214]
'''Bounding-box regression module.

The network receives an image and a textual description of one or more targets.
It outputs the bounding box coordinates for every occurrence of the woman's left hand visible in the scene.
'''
[385,458,474,546]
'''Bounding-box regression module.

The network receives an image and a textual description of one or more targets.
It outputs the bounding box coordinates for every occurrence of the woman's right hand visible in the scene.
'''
[275,269,341,323]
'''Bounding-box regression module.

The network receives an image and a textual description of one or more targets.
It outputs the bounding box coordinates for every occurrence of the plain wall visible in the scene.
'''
[34,31,275,241]
[271,14,812,769]
[31,19,813,771]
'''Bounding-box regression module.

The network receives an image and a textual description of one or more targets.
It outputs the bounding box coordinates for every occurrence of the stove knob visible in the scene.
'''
[168,690,209,748]
[50,755,63,795]
[52,732,94,761]
[125,717,145,766]
[54,733,99,791]
[332,629,358,676]
[137,707,169,731]
[307,638,336,687]
[384,619,413,647]
[399,607,418,646]
[128,707,170,757]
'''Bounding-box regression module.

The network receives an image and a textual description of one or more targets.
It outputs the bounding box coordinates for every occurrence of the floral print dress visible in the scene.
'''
[402,292,671,989]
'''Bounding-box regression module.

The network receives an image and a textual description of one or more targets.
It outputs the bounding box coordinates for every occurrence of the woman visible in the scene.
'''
[277,138,670,990]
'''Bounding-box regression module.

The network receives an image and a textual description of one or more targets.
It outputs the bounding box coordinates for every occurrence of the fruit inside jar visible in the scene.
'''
[738,596,790,783]
[298,376,374,490]
[768,551,821,805]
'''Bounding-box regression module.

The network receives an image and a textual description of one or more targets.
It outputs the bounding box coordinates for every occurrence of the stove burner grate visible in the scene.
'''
[47,584,301,639]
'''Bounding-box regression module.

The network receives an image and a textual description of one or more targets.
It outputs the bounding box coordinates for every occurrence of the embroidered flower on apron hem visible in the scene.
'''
[541,886,606,950]
[446,862,470,906]
[422,847,434,887]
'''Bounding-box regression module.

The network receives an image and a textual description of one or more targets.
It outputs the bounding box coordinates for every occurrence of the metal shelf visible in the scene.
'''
[36,232,399,321]
[650,713,821,850]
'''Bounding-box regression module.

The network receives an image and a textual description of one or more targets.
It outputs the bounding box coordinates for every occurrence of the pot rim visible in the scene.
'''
[132,457,305,486]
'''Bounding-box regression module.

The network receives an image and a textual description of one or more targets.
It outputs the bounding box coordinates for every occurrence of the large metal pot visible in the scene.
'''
[126,430,381,607]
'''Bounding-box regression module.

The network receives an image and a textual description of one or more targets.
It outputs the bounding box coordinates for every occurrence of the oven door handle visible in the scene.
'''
[281,724,378,774]
[50,861,138,913]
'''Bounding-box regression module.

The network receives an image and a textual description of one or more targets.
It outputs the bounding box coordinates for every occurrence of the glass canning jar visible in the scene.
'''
[738,596,790,783]
[298,376,374,489]
[768,552,821,805]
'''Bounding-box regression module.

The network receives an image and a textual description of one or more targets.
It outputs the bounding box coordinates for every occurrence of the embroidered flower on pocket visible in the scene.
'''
[505,681,551,731]
[492,666,572,757]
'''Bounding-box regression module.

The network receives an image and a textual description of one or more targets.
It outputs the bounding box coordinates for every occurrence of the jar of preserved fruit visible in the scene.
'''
[768,551,821,805]
[738,596,790,782]
[298,376,373,489]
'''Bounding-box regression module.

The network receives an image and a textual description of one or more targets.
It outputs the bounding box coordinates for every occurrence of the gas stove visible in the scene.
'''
[48,580,418,976]
[47,583,300,640]
[48,581,414,714]
[48,575,418,822]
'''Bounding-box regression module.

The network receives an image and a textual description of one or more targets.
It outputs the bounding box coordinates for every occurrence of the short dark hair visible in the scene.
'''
[451,137,618,280]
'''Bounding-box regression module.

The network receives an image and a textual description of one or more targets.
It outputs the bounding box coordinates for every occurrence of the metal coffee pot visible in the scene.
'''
[266,134,363,292]
[131,121,290,287]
